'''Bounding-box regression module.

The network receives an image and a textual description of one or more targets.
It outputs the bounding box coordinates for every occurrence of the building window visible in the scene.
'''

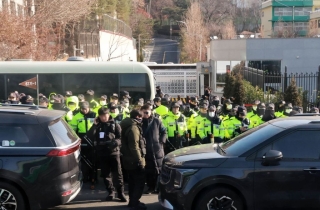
[294,7,312,16]
[10,1,16,15]
[274,7,293,16]
[294,22,308,31]
[274,22,292,31]
[2,0,8,11]
[318,19,320,28]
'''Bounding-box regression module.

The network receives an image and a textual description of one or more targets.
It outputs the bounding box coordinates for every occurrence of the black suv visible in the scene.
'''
[0,105,82,210]
[159,116,320,210]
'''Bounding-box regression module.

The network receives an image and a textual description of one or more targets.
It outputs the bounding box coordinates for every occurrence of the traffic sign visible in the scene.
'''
[19,77,37,90]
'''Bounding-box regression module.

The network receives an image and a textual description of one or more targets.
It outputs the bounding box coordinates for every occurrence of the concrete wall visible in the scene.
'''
[210,38,320,73]
[99,31,137,62]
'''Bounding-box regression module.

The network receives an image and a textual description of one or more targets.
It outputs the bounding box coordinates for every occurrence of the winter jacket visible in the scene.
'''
[120,118,146,170]
[87,119,121,156]
[142,116,167,174]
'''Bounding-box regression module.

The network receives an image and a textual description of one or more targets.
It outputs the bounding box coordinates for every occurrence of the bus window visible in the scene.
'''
[120,73,151,101]
[5,74,37,99]
[63,73,119,97]
[39,74,63,95]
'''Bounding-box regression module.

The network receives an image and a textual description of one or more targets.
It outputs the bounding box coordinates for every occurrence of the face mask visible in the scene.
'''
[285,109,292,114]
[68,104,76,111]
[226,104,232,110]
[252,106,257,111]
[124,103,129,108]
[100,101,106,106]
[209,112,215,117]
[9,100,19,104]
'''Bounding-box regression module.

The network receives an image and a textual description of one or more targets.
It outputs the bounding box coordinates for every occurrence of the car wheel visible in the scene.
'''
[195,187,244,210]
[0,181,26,210]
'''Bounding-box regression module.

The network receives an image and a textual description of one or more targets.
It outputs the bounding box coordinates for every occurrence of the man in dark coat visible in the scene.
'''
[120,110,147,210]
[140,104,167,194]
[87,107,127,202]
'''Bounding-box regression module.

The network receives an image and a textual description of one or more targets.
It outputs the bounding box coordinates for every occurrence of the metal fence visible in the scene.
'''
[154,70,197,98]
[243,66,320,103]
[101,14,132,38]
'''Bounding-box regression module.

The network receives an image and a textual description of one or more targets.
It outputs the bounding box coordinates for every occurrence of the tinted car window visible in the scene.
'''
[272,130,320,160]
[0,125,53,147]
[221,124,284,156]
[48,118,78,146]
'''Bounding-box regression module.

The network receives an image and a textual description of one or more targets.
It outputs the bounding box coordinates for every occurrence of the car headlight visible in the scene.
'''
[173,169,198,189]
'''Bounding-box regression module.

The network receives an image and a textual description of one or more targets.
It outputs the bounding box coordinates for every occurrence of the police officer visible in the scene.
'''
[153,97,169,118]
[284,103,293,116]
[110,93,119,104]
[5,92,20,104]
[70,101,97,182]
[223,106,250,140]
[49,95,69,111]
[65,96,79,122]
[193,104,222,144]
[275,100,286,117]
[39,95,49,107]
[262,103,277,122]
[120,98,130,119]
[183,104,198,143]
[93,95,108,114]
[87,107,127,202]
[162,103,188,154]
[155,86,164,98]
[64,90,73,103]
[248,101,264,128]
[247,100,260,119]
[221,99,233,118]
[108,102,124,124]
[85,89,99,109]
[188,96,199,112]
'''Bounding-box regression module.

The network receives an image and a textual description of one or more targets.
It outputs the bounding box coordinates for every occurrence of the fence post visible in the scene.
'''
[284,66,288,91]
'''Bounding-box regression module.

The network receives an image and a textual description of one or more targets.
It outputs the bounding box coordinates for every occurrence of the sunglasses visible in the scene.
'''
[143,111,150,114]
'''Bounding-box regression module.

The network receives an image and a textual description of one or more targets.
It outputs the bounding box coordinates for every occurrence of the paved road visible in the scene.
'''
[144,38,179,64]
[48,177,162,210]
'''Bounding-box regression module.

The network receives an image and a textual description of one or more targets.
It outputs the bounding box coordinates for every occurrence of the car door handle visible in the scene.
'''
[303,168,320,174]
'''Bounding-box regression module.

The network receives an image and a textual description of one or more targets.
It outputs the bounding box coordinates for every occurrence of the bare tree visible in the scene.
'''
[105,32,130,61]
[272,18,297,38]
[33,0,96,26]
[0,11,59,61]
[180,1,209,63]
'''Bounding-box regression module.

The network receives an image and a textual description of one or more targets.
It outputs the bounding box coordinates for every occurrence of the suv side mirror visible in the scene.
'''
[262,150,283,166]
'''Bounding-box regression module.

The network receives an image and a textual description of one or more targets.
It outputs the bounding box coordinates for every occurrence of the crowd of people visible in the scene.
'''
[2,85,319,210]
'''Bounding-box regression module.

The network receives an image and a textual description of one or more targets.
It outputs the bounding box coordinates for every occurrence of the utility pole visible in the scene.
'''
[170,20,172,40]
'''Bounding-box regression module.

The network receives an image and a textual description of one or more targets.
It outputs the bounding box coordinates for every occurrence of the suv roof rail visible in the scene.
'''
[0,103,40,110]
[292,113,320,116]
[0,109,35,115]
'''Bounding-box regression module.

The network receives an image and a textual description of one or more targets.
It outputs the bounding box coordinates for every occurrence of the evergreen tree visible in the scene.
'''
[116,0,131,23]
[223,72,236,99]
[233,74,245,105]
[284,78,302,106]
[95,0,118,16]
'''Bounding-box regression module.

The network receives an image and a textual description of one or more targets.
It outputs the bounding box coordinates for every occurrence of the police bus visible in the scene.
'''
[0,62,155,103]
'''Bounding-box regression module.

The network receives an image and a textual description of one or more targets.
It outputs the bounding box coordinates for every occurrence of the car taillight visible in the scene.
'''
[47,142,80,157]
[61,190,72,197]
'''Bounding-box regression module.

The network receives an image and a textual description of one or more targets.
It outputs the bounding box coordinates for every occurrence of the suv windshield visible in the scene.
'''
[221,123,284,156]
[48,118,78,146]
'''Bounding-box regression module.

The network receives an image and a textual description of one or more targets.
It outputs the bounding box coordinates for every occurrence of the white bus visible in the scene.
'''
[0,62,155,102]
